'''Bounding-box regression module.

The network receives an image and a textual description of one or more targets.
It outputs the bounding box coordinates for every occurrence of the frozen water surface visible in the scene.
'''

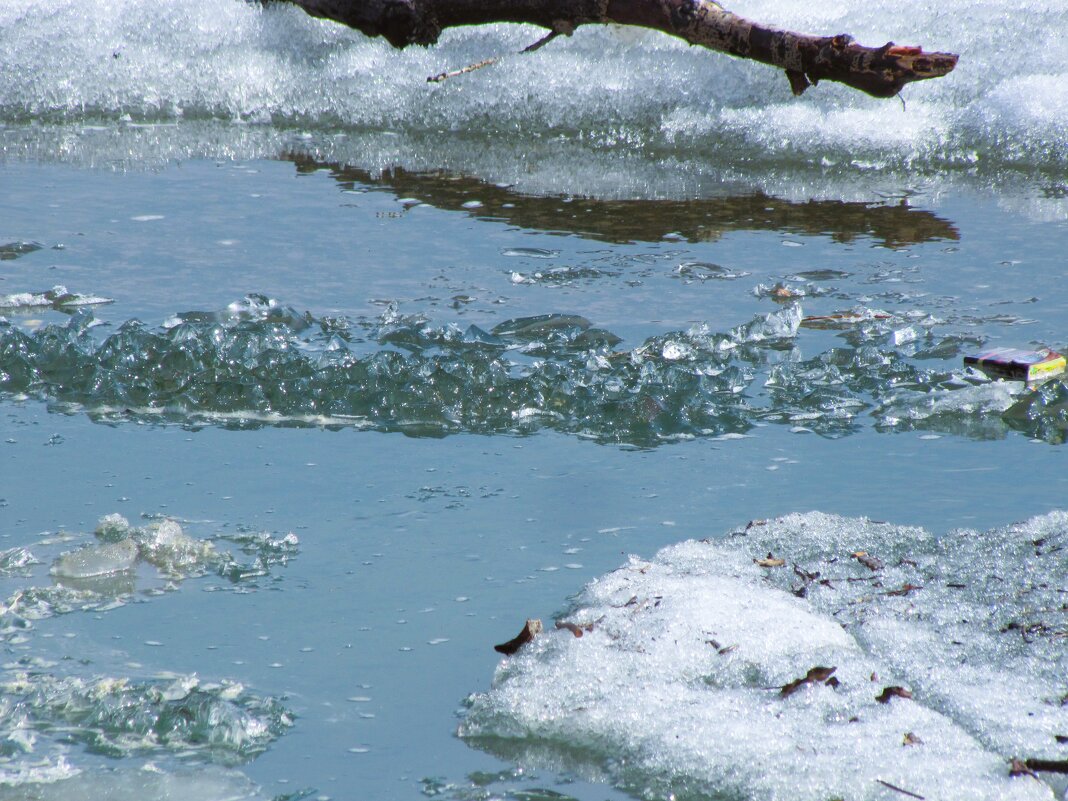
[2,0,1068,799]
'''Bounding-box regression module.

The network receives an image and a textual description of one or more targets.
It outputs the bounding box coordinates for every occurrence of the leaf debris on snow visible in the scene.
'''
[754,553,785,568]
[494,618,543,655]
[852,551,884,571]
[780,666,838,697]
[876,686,914,704]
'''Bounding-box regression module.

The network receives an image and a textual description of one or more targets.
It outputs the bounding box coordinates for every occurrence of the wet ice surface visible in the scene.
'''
[0,514,297,790]
[0,766,266,801]
[2,0,1068,796]
[2,295,1066,445]
[460,511,1068,801]
[1,168,1066,801]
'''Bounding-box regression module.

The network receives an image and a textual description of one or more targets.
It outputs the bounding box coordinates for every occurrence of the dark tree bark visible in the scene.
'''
[282,0,958,98]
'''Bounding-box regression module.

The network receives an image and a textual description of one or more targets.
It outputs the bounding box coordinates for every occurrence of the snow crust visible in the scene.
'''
[462,511,1068,801]
[1,0,1066,176]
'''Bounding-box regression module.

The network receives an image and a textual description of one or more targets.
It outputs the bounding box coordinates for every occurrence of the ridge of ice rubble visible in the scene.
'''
[6,296,1067,444]
[0,672,291,767]
[460,511,1068,801]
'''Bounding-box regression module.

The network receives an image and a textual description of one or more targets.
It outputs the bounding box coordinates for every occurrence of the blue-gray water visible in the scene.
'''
[2,1,1068,799]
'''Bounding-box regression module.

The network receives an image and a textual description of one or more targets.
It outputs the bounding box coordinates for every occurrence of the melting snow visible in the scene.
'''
[461,511,1068,801]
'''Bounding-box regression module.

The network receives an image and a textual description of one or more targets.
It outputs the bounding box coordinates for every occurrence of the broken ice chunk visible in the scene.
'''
[50,540,138,579]
[134,519,217,574]
[94,513,132,543]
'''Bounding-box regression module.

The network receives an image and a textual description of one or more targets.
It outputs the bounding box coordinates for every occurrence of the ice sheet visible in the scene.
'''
[461,511,1068,801]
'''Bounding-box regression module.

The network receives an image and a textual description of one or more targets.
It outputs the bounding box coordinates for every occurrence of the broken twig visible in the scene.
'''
[875,778,925,799]
[554,619,588,637]
[428,57,499,83]
[428,29,561,82]
[1023,758,1068,774]
[883,583,923,597]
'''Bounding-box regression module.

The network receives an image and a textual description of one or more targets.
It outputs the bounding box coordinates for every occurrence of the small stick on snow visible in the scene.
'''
[875,779,925,799]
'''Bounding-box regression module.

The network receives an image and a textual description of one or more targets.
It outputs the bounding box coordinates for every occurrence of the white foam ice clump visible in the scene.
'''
[731,303,802,343]
[134,518,217,576]
[461,511,1068,801]
[94,512,133,541]
[0,547,38,575]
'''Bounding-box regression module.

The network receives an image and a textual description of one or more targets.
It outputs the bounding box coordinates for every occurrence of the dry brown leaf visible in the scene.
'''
[903,731,924,746]
[852,551,884,571]
[780,665,837,697]
[554,620,584,638]
[494,618,543,655]
[770,284,801,300]
[755,552,786,568]
[780,677,808,697]
[805,666,837,682]
[876,686,913,704]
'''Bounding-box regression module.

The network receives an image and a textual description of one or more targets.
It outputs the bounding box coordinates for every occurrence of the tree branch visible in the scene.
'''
[282,0,958,98]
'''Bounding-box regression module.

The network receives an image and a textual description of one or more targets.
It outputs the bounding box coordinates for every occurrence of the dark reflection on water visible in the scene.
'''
[287,156,959,248]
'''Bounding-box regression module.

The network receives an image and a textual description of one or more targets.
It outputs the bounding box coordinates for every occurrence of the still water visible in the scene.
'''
[2,0,1067,799]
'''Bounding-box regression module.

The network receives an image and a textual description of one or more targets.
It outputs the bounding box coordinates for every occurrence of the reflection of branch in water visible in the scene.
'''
[285,156,959,249]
